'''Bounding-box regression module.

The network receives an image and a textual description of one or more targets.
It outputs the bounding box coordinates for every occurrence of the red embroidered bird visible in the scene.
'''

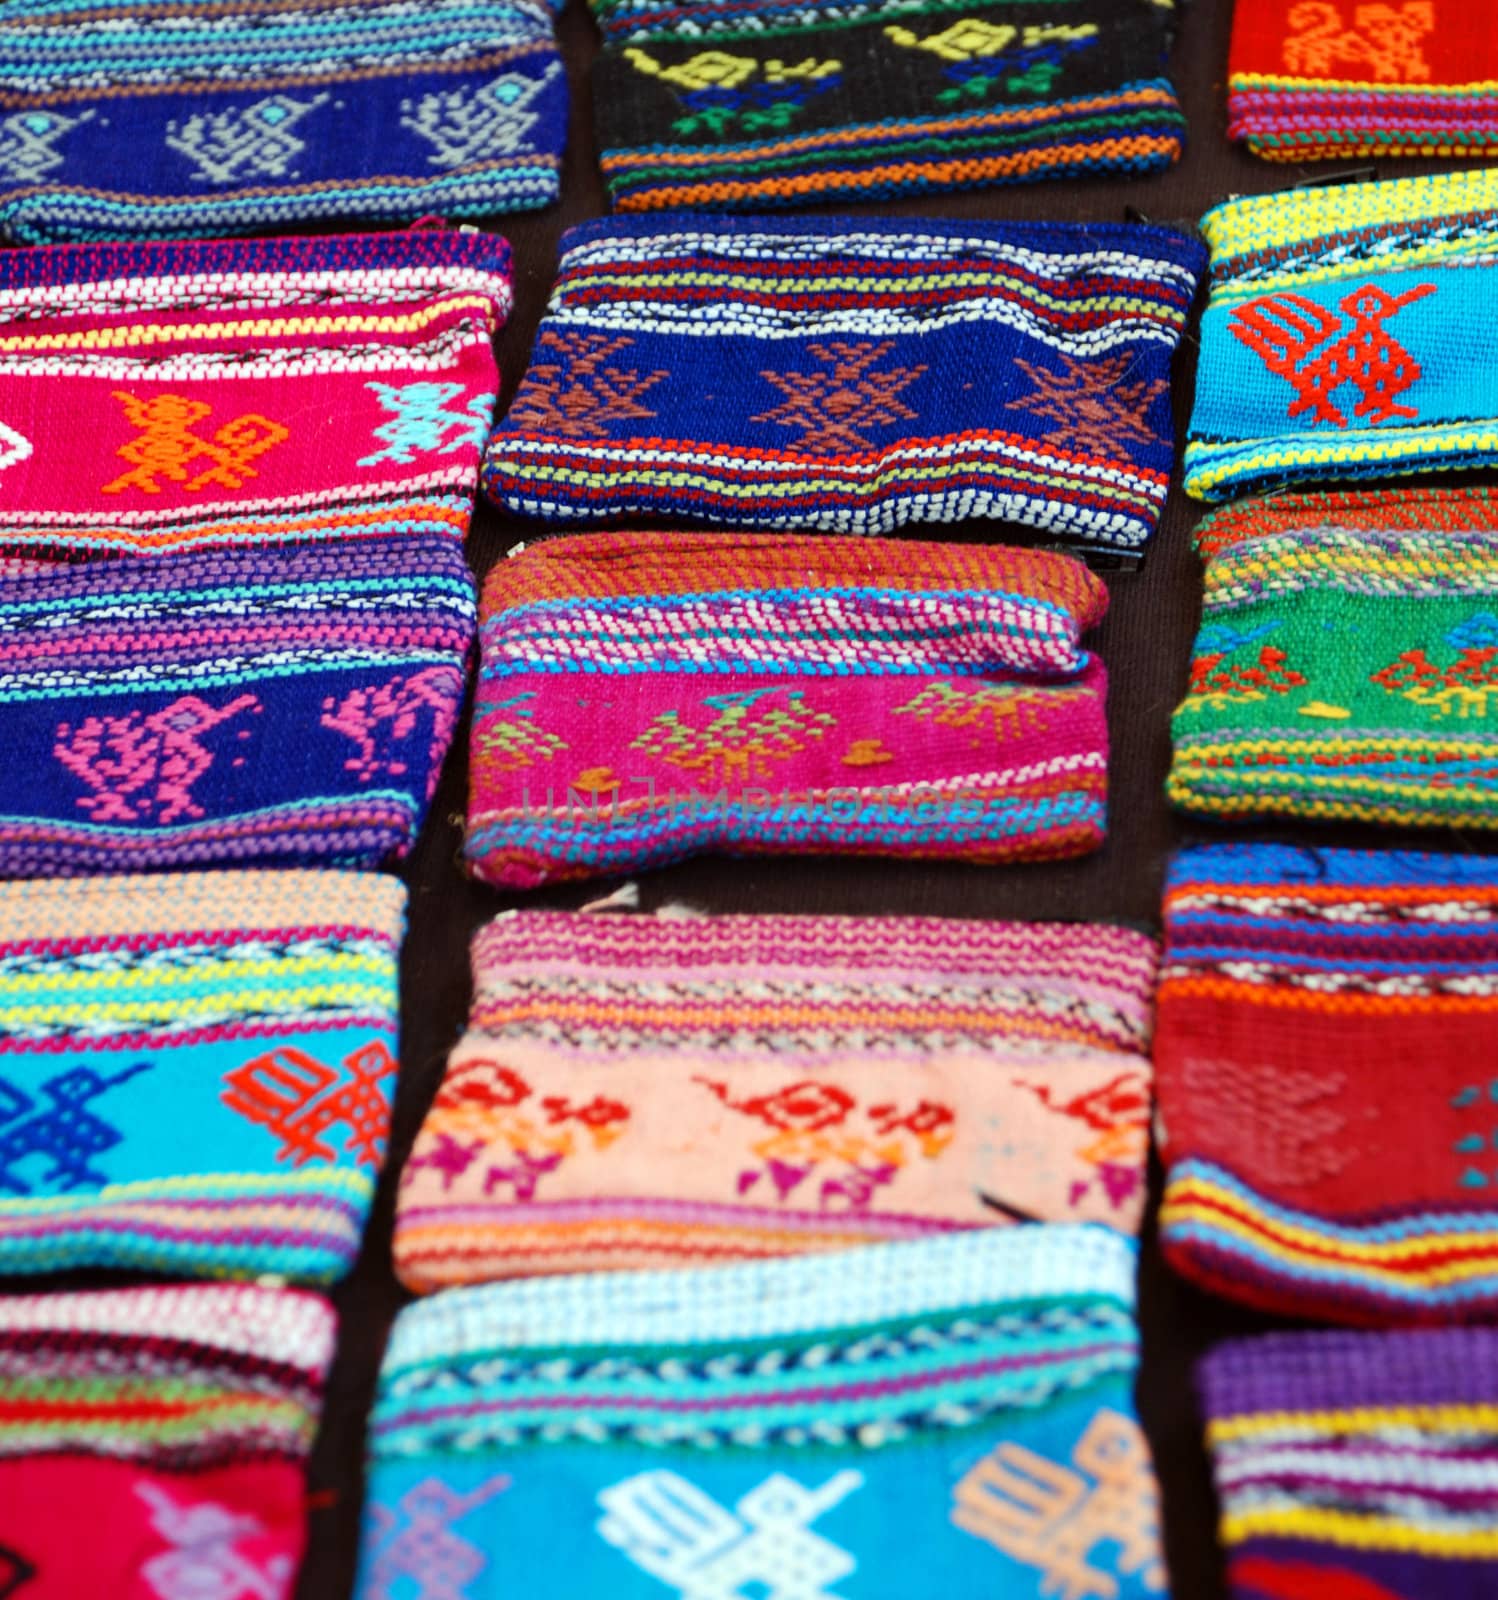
[1229,281,1436,427]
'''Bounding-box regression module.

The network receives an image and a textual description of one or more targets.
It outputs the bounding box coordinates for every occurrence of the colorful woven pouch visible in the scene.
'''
[359,1228,1168,1600]
[1201,1327,1498,1600]
[1229,0,1498,163]
[393,909,1159,1290]
[1185,169,1498,502]
[0,1283,333,1598]
[0,537,473,876]
[0,870,403,1282]
[0,228,512,560]
[1157,843,1498,1326]
[1170,488,1498,830]
[589,0,1186,212]
[0,0,566,241]
[467,531,1110,887]
[482,214,1206,555]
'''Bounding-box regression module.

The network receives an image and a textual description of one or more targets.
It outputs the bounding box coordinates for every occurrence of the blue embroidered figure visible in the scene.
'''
[0,110,95,182]
[360,382,494,466]
[0,1060,151,1196]
[165,94,330,183]
[400,64,563,166]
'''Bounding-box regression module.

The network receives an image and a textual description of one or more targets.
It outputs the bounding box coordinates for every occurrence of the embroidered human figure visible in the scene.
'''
[752,341,927,453]
[952,1411,1165,1600]
[360,1476,511,1600]
[505,330,670,437]
[136,1483,290,1600]
[0,109,95,181]
[1283,1,1434,82]
[360,382,494,466]
[632,689,837,784]
[103,392,289,495]
[401,64,563,165]
[220,1041,397,1168]
[165,93,329,182]
[0,1061,151,1197]
[320,668,460,792]
[1005,352,1168,459]
[597,1469,864,1600]
[1229,282,1436,427]
[55,693,261,824]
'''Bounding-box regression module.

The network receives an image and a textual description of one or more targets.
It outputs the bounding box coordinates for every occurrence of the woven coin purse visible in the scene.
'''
[0,1284,334,1598]
[0,228,511,560]
[482,214,1206,556]
[467,531,1110,887]
[1185,169,1498,503]
[1156,843,1498,1326]
[0,0,566,240]
[589,0,1186,212]
[1200,1328,1498,1600]
[393,909,1159,1290]
[0,537,473,876]
[1229,0,1498,163]
[1170,488,1498,830]
[359,1229,1168,1600]
[0,871,403,1282]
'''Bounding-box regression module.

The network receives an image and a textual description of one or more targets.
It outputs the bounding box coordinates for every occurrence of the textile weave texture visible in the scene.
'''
[1185,169,1498,501]
[1228,0,1498,163]
[393,909,1159,1290]
[482,213,1206,554]
[358,1228,1168,1600]
[1156,843,1498,1326]
[1200,1327,1498,1600]
[0,228,512,560]
[0,871,404,1282]
[1169,488,1498,830]
[0,537,474,877]
[466,531,1110,887]
[0,1283,334,1600]
[589,0,1186,211]
[0,0,566,240]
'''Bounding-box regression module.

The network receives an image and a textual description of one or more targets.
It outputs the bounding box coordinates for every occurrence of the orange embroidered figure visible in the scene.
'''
[1229,282,1436,427]
[1283,1,1434,84]
[1005,352,1167,458]
[103,391,290,495]
[502,331,669,438]
[752,340,927,453]
[221,1040,397,1168]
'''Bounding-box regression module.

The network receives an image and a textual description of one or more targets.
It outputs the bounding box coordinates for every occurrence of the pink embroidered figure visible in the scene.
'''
[321,667,460,795]
[54,693,260,824]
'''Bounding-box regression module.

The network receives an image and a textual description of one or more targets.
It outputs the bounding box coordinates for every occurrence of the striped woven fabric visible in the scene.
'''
[359,1229,1168,1599]
[0,0,566,240]
[482,214,1206,555]
[0,1283,334,1598]
[1201,1327,1498,1600]
[393,910,1159,1290]
[589,0,1186,211]
[467,531,1111,886]
[0,871,403,1282]
[1157,843,1498,1326]
[0,537,473,876]
[1170,488,1498,830]
[0,228,511,560]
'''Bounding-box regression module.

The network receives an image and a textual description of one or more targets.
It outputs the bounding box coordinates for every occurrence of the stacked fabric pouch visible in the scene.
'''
[1156,842,1498,1326]
[0,871,403,1281]
[359,1228,1168,1600]
[0,0,567,241]
[0,537,473,875]
[1200,1327,1498,1600]
[1185,168,1498,503]
[1228,0,1498,163]
[589,0,1187,212]
[0,228,512,560]
[0,1283,334,1598]
[483,214,1206,557]
[467,531,1110,887]
[1170,488,1498,830]
[393,909,1159,1289]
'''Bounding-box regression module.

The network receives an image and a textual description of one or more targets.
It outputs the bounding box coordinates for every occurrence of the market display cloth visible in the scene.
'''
[0,870,404,1282]
[483,213,1206,557]
[358,1228,1169,1600]
[0,0,566,240]
[393,908,1159,1289]
[466,530,1111,886]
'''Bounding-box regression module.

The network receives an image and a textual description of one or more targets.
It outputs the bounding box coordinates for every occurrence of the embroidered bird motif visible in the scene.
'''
[1229,282,1436,428]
